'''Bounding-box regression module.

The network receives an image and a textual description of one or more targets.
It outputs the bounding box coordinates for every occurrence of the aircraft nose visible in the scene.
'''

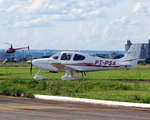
[32,59,47,69]
[32,58,58,72]
[32,59,37,67]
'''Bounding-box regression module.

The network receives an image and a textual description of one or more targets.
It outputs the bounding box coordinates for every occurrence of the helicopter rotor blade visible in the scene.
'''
[5,43,12,45]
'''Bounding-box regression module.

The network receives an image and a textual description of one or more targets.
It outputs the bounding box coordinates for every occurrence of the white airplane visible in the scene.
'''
[28,44,141,81]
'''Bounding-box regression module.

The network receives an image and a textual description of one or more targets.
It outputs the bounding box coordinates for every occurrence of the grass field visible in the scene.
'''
[0,63,150,103]
[1,67,150,81]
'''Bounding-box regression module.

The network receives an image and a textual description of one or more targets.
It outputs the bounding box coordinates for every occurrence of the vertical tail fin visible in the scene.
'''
[119,44,142,69]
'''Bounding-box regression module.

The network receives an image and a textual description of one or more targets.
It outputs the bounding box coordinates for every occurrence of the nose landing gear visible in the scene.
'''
[34,69,47,80]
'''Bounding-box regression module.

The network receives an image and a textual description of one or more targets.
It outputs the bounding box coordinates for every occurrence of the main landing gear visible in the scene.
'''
[33,68,81,81]
[61,68,80,81]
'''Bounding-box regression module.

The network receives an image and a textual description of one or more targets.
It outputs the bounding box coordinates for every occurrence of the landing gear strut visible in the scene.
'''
[61,68,80,81]
[34,69,47,80]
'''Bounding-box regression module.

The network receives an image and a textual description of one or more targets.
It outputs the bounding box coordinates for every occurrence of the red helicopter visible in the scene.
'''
[5,43,29,54]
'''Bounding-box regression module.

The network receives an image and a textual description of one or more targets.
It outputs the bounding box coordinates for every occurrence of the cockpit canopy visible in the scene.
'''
[60,53,72,60]
[6,48,11,52]
[51,52,86,61]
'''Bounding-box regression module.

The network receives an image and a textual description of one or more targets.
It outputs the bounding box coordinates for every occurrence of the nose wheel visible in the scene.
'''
[34,69,47,80]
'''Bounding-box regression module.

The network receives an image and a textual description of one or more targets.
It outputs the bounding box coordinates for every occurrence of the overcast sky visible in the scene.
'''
[0,0,150,51]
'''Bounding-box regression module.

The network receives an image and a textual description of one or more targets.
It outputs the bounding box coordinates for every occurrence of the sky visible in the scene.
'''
[0,0,150,51]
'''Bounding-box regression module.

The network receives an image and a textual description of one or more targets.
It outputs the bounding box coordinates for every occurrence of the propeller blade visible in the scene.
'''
[30,60,32,75]
[30,56,33,76]
[26,56,33,76]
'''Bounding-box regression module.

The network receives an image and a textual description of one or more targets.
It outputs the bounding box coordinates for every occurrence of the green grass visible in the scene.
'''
[1,65,150,103]
[1,67,150,81]
[0,62,30,67]
[0,78,150,103]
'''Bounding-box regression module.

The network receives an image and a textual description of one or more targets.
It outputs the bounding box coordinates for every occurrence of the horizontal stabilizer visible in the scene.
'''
[119,62,131,66]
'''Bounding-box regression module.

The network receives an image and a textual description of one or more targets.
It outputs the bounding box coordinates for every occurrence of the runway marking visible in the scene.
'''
[0,109,86,120]
[10,106,84,110]
[0,106,126,111]
[0,106,149,120]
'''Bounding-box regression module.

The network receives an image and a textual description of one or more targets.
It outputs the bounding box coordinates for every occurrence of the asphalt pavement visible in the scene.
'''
[0,95,150,120]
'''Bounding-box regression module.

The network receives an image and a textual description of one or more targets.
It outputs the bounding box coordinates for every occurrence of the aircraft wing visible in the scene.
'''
[51,63,81,72]
[51,63,66,72]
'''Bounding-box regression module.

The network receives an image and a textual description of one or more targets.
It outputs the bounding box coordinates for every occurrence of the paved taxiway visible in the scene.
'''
[0,95,150,120]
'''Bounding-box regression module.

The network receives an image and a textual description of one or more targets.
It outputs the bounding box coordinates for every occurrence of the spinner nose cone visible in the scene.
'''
[32,59,39,68]
[27,60,32,64]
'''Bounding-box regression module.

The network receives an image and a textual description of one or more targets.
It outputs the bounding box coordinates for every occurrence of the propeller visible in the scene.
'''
[27,55,33,75]
[30,60,32,75]
[30,56,33,75]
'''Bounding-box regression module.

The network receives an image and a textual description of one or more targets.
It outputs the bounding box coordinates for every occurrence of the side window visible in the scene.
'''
[61,53,72,60]
[73,54,85,61]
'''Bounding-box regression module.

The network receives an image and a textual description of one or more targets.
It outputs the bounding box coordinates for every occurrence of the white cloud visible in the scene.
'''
[101,15,140,48]
[81,7,109,19]
[89,7,109,16]
[1,0,150,51]
[110,16,138,25]
[0,0,113,28]
[7,4,20,13]
[12,15,53,28]
[0,4,20,13]
[71,8,84,15]
[0,0,4,6]
[101,26,110,40]
[27,0,67,14]
[133,2,150,15]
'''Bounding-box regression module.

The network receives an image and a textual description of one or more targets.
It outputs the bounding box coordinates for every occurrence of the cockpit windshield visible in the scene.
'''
[51,52,60,60]
[6,48,10,51]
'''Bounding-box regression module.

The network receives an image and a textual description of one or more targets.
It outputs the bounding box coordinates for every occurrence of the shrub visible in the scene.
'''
[1,87,11,96]
[27,80,39,88]
[15,86,24,97]
[42,80,47,90]
[1,85,25,97]
[142,96,150,103]
[23,91,35,98]
[51,87,61,95]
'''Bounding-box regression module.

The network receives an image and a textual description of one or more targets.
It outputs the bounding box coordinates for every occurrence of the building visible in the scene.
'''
[125,39,150,60]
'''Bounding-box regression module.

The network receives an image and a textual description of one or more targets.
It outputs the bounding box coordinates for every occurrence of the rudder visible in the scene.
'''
[119,44,142,69]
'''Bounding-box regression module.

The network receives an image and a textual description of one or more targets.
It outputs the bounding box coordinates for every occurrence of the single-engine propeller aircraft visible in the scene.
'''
[5,43,29,54]
[28,44,141,81]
